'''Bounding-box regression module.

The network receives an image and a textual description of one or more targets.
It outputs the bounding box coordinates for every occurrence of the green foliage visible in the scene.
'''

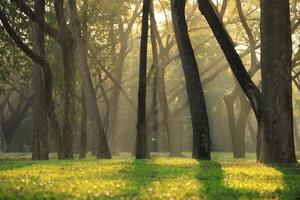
[0,153,299,199]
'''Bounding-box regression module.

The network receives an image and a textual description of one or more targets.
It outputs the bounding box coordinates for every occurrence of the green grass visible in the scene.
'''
[0,153,299,199]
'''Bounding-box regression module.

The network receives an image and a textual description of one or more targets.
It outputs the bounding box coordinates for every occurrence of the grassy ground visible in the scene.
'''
[0,153,299,199]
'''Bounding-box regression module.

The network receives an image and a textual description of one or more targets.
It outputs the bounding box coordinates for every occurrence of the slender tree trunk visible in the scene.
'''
[136,0,150,159]
[79,89,87,158]
[260,0,296,163]
[196,0,263,160]
[32,0,48,160]
[171,0,210,160]
[3,129,14,152]
[67,0,111,159]
[79,0,88,159]
[150,2,159,152]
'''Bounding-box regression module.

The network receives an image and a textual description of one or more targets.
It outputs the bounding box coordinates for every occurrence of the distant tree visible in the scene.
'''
[0,87,32,152]
[171,0,210,160]
[67,0,111,159]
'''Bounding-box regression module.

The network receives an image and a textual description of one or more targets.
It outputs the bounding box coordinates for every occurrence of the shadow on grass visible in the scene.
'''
[0,160,37,172]
[196,160,260,200]
[271,163,300,199]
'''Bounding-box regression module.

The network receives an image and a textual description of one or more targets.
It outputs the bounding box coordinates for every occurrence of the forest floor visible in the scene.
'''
[0,153,299,199]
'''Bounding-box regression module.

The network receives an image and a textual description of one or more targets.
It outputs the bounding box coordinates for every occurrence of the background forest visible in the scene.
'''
[0,0,299,160]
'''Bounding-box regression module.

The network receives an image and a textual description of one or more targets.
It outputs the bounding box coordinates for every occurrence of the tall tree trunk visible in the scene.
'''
[260,0,296,163]
[61,47,76,159]
[32,0,48,160]
[79,0,88,159]
[136,0,150,159]
[149,1,159,153]
[171,0,210,160]
[67,0,111,159]
[53,0,77,160]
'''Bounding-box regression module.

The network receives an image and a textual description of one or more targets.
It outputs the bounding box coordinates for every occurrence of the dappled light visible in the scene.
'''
[0,156,299,199]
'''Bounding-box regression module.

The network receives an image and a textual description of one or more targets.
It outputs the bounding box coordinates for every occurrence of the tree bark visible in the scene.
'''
[136,0,150,159]
[67,0,111,159]
[32,0,48,160]
[260,0,296,163]
[79,89,87,159]
[149,1,159,153]
[54,0,77,160]
[171,0,210,160]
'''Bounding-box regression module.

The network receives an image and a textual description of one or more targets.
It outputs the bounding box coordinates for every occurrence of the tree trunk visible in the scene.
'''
[260,0,296,163]
[32,0,48,160]
[61,47,76,159]
[149,2,159,153]
[67,0,111,159]
[171,0,210,160]
[136,0,150,159]
[79,0,88,159]
[79,89,87,159]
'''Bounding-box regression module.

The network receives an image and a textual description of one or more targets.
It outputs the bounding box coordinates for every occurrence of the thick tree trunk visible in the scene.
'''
[61,47,76,159]
[171,0,210,160]
[136,0,150,159]
[67,0,111,159]
[260,0,296,163]
[53,0,77,160]
[32,0,48,160]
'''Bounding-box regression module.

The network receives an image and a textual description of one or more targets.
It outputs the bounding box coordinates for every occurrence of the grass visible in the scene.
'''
[0,153,299,199]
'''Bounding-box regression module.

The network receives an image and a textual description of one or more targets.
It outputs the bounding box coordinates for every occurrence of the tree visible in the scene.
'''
[260,0,296,163]
[13,0,77,159]
[0,6,53,159]
[136,0,150,159]
[67,0,111,159]
[196,0,262,159]
[31,0,49,160]
[223,0,260,158]
[170,0,210,160]
[149,1,182,157]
